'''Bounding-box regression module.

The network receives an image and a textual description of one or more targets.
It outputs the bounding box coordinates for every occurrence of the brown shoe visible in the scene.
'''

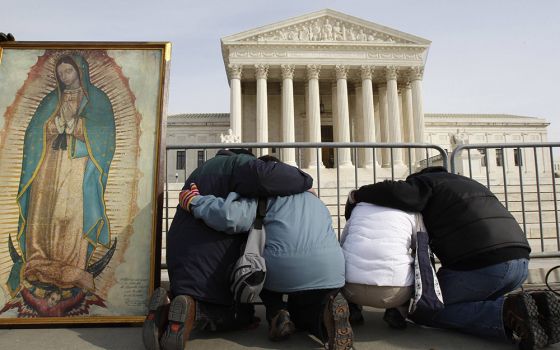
[323,293,353,350]
[503,292,547,349]
[268,309,296,341]
[142,287,170,350]
[160,295,196,350]
[530,291,560,345]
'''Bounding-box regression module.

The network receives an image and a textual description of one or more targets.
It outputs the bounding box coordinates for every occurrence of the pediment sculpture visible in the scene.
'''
[241,16,412,44]
[221,128,241,143]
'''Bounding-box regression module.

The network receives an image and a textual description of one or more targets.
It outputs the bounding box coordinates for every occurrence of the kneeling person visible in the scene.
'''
[184,158,353,350]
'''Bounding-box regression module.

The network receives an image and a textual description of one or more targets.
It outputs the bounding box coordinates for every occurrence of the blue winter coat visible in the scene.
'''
[190,191,345,293]
[166,150,313,305]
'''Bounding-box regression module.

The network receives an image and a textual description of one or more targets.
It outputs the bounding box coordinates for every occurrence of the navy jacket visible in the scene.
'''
[166,150,313,305]
[352,167,530,269]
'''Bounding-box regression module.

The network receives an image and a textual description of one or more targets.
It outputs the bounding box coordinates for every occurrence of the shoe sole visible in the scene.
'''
[270,320,296,341]
[161,296,191,350]
[329,294,354,350]
[142,287,168,350]
[534,292,560,345]
[516,293,548,350]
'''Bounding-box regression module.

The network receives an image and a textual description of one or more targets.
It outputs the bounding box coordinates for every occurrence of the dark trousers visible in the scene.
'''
[260,288,339,341]
[194,300,255,332]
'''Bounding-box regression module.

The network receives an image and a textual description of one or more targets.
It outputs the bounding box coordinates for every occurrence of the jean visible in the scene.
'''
[410,258,528,340]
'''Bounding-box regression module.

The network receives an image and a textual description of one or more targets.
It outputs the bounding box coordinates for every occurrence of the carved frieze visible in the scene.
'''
[241,16,413,44]
[228,47,424,62]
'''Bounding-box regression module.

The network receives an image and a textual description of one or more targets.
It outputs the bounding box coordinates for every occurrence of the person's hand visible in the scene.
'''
[179,183,200,212]
[0,33,15,42]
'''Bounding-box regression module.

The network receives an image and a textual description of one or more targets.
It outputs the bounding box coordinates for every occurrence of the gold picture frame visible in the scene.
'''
[0,41,170,325]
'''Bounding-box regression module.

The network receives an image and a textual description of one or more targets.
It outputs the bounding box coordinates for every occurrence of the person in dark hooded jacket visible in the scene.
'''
[347,166,559,349]
[142,149,313,350]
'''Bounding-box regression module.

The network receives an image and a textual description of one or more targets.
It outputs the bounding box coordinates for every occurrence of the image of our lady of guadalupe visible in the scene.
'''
[3,54,117,317]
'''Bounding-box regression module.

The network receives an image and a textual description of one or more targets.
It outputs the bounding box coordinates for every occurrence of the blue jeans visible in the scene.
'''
[410,258,528,340]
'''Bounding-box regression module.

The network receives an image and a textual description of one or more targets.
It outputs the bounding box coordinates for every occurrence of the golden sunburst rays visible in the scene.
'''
[0,49,141,301]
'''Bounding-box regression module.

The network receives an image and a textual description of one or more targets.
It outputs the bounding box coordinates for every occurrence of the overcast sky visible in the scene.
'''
[3,0,560,141]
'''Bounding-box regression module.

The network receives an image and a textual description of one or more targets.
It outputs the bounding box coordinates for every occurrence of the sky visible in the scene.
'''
[3,0,560,141]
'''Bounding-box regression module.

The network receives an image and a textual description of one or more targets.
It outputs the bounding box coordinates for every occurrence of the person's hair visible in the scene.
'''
[228,148,254,156]
[258,155,281,163]
[406,166,448,180]
[55,55,81,87]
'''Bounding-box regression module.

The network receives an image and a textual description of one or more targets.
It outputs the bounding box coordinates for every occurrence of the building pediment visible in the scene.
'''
[222,9,430,46]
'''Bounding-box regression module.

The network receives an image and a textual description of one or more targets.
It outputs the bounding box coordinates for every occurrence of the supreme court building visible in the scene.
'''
[166,9,550,183]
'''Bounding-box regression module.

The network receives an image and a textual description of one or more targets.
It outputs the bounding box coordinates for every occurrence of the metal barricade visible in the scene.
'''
[450,143,560,254]
[164,142,448,240]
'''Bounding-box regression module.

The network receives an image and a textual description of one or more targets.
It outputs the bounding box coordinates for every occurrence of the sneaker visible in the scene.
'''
[142,287,170,350]
[160,295,196,350]
[383,308,407,330]
[530,291,560,345]
[268,309,296,341]
[503,292,548,350]
[323,293,353,350]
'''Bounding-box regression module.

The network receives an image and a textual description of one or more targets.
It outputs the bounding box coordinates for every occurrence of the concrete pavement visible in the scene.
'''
[2,305,560,350]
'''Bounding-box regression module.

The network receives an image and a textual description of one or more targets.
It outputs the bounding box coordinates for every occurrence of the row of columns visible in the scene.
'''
[228,64,426,168]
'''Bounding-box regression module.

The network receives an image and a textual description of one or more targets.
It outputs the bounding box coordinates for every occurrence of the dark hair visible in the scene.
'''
[228,148,254,156]
[406,166,448,180]
[258,155,281,163]
[55,55,81,87]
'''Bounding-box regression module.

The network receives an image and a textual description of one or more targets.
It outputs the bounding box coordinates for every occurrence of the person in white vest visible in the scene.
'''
[341,201,417,329]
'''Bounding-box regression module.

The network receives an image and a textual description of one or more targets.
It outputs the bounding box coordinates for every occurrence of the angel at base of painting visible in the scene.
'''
[1,54,117,317]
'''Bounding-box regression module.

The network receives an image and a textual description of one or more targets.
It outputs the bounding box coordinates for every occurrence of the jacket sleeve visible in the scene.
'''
[190,192,257,234]
[232,159,313,197]
[354,177,432,212]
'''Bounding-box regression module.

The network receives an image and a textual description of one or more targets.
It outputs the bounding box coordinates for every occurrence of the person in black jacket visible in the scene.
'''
[142,149,313,350]
[347,166,559,349]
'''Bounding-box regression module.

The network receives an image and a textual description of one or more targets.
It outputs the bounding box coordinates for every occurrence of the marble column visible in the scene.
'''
[281,64,296,166]
[307,64,322,167]
[331,82,339,150]
[255,64,269,155]
[354,85,364,167]
[335,65,352,166]
[361,65,377,168]
[386,66,404,166]
[402,81,415,164]
[410,66,425,162]
[373,91,381,163]
[228,64,243,140]
[378,83,390,167]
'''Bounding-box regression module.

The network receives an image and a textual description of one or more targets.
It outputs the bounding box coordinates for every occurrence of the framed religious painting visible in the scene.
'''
[0,42,170,325]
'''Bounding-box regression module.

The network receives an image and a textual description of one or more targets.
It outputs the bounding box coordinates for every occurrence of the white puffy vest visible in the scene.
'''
[341,203,416,287]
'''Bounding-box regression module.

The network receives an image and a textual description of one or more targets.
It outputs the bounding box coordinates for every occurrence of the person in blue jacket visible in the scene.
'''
[181,155,353,350]
[143,149,314,350]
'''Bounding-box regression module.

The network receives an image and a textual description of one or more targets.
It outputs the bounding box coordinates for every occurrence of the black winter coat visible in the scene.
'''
[352,167,530,269]
[166,150,313,305]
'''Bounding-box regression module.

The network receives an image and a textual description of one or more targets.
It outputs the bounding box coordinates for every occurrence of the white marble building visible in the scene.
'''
[165,9,551,183]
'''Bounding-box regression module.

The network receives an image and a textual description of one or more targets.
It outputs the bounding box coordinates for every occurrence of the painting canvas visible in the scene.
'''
[0,42,169,324]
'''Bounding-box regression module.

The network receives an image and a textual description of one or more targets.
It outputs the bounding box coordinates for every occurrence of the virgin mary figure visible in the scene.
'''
[7,54,116,307]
